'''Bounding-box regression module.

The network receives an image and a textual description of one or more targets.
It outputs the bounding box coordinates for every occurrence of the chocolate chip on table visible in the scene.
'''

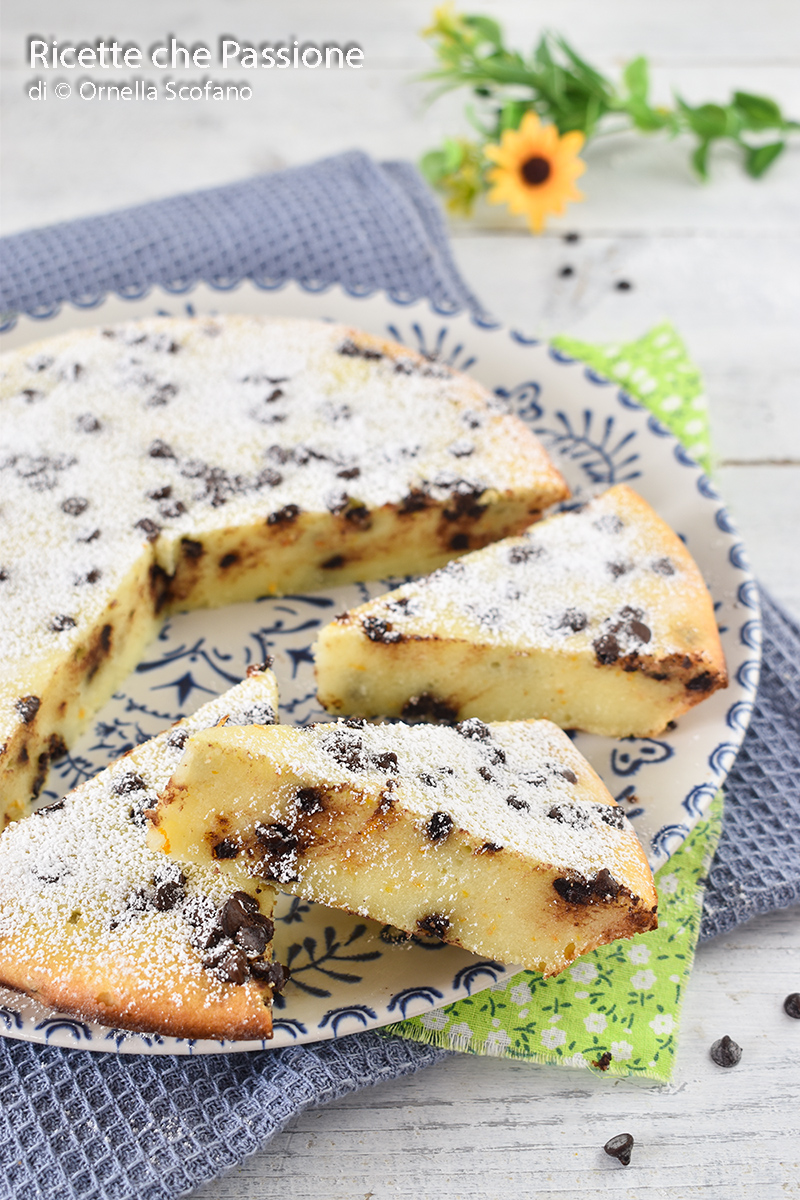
[784,993,800,1019]
[615,280,633,291]
[559,265,575,278]
[564,231,580,243]
[603,1133,634,1166]
[710,1035,742,1067]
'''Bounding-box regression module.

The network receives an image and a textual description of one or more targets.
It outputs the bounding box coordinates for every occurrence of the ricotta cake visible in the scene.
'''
[315,485,727,737]
[0,315,568,825]
[148,718,658,976]
[0,666,286,1040]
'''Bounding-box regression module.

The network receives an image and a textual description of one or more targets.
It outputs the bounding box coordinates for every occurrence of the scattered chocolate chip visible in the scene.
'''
[250,959,290,993]
[443,483,487,522]
[559,265,575,278]
[0,567,9,581]
[372,751,399,773]
[417,913,450,939]
[246,657,274,675]
[564,231,580,243]
[475,842,503,855]
[362,616,402,644]
[61,496,89,517]
[181,538,204,559]
[159,500,186,519]
[205,944,248,985]
[559,608,588,633]
[599,805,626,829]
[212,838,241,860]
[231,701,276,727]
[167,728,189,750]
[254,822,299,883]
[148,486,172,501]
[426,812,454,843]
[608,560,633,579]
[687,672,715,692]
[135,517,161,542]
[321,730,367,771]
[547,803,589,828]
[255,467,283,489]
[615,280,633,292]
[76,413,102,432]
[219,891,260,936]
[508,543,542,564]
[419,773,438,787]
[322,554,345,570]
[603,1133,633,1166]
[506,795,529,812]
[783,993,800,1019]
[36,798,65,816]
[337,338,383,360]
[78,568,102,585]
[337,466,361,480]
[594,1051,613,1071]
[554,868,621,905]
[113,772,146,795]
[651,557,675,576]
[154,874,187,912]
[477,766,494,783]
[296,787,324,814]
[78,528,101,544]
[219,552,239,569]
[148,439,175,459]
[450,533,469,550]
[556,766,578,784]
[15,696,41,724]
[401,694,457,724]
[50,614,77,632]
[344,505,371,530]
[267,504,301,526]
[343,717,366,728]
[710,1035,742,1068]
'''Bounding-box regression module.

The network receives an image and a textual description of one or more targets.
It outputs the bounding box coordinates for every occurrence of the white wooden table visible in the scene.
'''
[2,2,799,1195]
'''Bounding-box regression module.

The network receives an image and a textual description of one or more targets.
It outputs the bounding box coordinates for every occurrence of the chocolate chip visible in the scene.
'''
[607,561,633,579]
[599,805,626,829]
[50,614,77,632]
[710,1035,742,1067]
[159,500,186,519]
[615,280,633,292]
[148,486,172,500]
[78,568,102,585]
[629,618,651,644]
[322,555,345,570]
[181,538,203,559]
[554,869,621,905]
[564,231,580,243]
[419,773,438,787]
[651,557,675,576]
[167,728,189,750]
[254,822,299,883]
[0,567,9,581]
[36,798,65,816]
[250,959,290,993]
[148,439,175,459]
[603,1133,633,1166]
[205,944,248,985]
[456,718,490,742]
[219,891,262,938]
[401,694,457,724]
[593,631,621,665]
[78,529,101,544]
[296,787,324,813]
[61,496,89,517]
[450,533,469,550]
[556,766,578,784]
[267,504,301,526]
[255,467,283,489]
[426,811,454,843]
[154,875,187,911]
[113,772,146,795]
[212,838,241,860]
[344,505,371,530]
[687,672,715,692]
[783,993,800,1019]
[443,483,487,522]
[595,513,624,535]
[337,466,360,480]
[15,696,41,724]
[232,701,276,727]
[475,842,503,855]
[478,766,494,783]
[417,913,450,939]
[399,489,430,514]
[506,795,529,812]
[372,751,399,773]
[135,517,161,542]
[338,338,383,360]
[559,609,588,633]
[76,414,101,433]
[321,731,367,771]
[547,804,589,828]
[343,717,366,728]
[508,545,542,568]
[246,657,274,675]
[362,616,402,644]
[559,265,574,278]
[219,552,239,569]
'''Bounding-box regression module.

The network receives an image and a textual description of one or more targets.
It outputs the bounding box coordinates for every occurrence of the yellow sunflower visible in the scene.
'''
[485,112,586,233]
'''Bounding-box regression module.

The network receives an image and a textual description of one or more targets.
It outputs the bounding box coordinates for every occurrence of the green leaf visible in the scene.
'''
[498,99,529,132]
[419,149,449,185]
[685,102,729,139]
[691,139,711,181]
[441,136,465,172]
[744,140,785,177]
[627,98,670,132]
[733,91,784,131]
[463,15,504,48]
[623,56,649,101]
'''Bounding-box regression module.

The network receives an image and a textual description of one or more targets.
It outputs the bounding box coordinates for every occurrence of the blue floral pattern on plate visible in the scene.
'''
[0,280,760,1054]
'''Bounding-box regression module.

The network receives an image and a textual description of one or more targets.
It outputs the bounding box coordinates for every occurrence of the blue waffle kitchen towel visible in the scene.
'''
[0,150,798,1200]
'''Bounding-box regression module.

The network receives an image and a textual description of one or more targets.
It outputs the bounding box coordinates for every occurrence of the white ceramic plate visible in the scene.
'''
[0,282,760,1054]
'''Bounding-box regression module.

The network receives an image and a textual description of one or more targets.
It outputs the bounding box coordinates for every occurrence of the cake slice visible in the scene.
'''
[315,485,727,737]
[147,718,658,976]
[0,666,286,1040]
[0,314,568,826]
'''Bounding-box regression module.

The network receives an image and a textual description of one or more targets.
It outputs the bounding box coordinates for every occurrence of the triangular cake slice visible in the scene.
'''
[0,666,286,1041]
[148,718,658,976]
[315,485,727,737]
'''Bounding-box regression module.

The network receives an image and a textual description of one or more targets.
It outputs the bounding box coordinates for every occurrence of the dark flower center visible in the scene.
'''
[521,156,552,186]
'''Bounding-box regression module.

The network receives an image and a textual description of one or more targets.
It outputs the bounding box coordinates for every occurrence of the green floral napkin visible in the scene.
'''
[387,323,722,1082]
